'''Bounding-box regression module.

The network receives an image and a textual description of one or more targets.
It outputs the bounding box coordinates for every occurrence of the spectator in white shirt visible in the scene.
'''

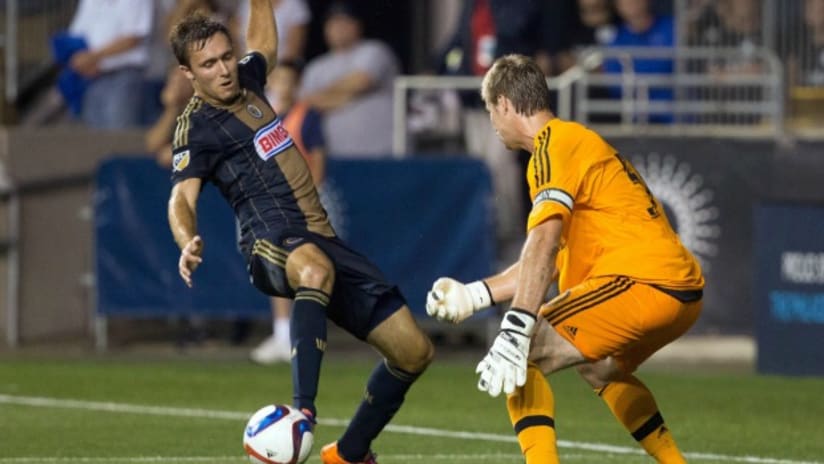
[68,0,153,129]
[299,1,400,157]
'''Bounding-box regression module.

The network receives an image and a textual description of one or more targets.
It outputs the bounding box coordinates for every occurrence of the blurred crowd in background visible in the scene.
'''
[24,0,818,248]
[26,0,824,141]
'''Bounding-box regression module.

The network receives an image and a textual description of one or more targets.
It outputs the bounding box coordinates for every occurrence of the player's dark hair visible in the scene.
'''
[170,13,232,67]
[481,54,552,116]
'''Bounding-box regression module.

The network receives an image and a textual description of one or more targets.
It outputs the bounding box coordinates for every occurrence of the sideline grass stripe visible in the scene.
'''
[0,394,819,464]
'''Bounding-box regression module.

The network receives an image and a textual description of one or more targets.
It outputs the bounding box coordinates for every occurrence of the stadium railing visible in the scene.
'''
[574,46,785,137]
[393,46,786,155]
[392,70,580,156]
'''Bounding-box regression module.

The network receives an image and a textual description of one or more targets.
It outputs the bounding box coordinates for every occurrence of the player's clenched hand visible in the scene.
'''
[476,309,536,397]
[178,236,203,288]
[425,278,492,324]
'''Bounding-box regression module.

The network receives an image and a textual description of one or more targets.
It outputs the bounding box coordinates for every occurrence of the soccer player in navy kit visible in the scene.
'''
[166,2,433,463]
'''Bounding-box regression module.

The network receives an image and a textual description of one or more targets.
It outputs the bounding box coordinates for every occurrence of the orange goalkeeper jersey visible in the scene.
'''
[526,118,704,292]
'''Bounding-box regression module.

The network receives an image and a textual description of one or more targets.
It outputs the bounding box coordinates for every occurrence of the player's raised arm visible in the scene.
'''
[168,178,204,287]
[246,0,278,73]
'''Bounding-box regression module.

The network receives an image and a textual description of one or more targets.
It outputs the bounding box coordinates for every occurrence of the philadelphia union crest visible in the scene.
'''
[247,104,263,119]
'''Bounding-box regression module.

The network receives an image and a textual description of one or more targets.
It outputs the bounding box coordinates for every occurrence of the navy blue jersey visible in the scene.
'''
[171,52,335,255]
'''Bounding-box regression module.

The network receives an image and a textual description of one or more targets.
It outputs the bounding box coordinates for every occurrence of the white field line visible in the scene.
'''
[0,394,820,464]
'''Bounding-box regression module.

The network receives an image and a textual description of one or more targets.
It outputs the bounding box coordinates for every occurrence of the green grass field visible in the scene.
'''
[1,352,823,464]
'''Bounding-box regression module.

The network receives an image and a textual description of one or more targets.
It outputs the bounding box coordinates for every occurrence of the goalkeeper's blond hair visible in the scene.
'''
[481,54,552,117]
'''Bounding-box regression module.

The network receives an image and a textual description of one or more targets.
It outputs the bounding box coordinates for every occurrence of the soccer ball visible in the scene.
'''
[243,404,314,464]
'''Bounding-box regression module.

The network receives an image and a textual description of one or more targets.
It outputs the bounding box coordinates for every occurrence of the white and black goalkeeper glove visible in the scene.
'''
[425,277,493,324]
[475,308,536,397]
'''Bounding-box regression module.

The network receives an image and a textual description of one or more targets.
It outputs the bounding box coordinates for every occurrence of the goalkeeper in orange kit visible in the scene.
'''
[426,54,703,464]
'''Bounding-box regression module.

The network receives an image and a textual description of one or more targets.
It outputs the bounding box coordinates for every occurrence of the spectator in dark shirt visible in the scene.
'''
[602,0,675,123]
[437,0,560,264]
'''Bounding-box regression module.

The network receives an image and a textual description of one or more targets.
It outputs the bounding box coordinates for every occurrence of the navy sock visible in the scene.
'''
[290,287,329,417]
[338,360,421,461]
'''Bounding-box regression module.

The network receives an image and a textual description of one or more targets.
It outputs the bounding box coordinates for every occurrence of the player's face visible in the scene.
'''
[183,32,240,105]
[486,98,517,150]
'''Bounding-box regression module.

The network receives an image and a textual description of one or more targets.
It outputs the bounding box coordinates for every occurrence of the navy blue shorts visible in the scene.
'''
[247,229,407,340]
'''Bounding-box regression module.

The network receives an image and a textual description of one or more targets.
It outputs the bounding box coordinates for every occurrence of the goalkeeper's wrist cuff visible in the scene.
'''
[466,280,494,310]
[502,307,537,336]
[507,307,537,321]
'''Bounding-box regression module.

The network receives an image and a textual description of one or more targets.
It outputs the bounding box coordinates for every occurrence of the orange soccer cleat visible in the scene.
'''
[320,442,378,464]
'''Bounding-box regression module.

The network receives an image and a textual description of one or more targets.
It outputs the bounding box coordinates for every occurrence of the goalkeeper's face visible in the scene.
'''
[486,97,517,150]
[182,32,241,105]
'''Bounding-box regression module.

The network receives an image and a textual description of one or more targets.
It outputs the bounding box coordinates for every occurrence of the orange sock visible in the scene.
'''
[597,375,686,464]
[506,364,559,464]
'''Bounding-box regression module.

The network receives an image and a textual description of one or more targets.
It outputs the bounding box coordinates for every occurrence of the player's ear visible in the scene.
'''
[498,95,510,114]
[179,64,195,81]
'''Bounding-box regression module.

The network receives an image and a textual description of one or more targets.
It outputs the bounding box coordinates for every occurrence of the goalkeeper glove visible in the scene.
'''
[476,308,536,397]
[425,277,493,323]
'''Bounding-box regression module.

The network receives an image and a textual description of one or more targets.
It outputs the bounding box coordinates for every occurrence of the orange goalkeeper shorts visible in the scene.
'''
[539,275,702,373]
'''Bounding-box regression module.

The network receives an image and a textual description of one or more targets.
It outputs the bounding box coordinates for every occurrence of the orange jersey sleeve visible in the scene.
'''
[526,119,704,291]
[526,121,583,231]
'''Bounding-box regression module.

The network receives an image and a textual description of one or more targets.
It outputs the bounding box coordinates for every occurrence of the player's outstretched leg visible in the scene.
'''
[579,364,687,464]
[285,244,336,419]
[290,286,330,418]
[507,363,559,464]
[323,306,433,463]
